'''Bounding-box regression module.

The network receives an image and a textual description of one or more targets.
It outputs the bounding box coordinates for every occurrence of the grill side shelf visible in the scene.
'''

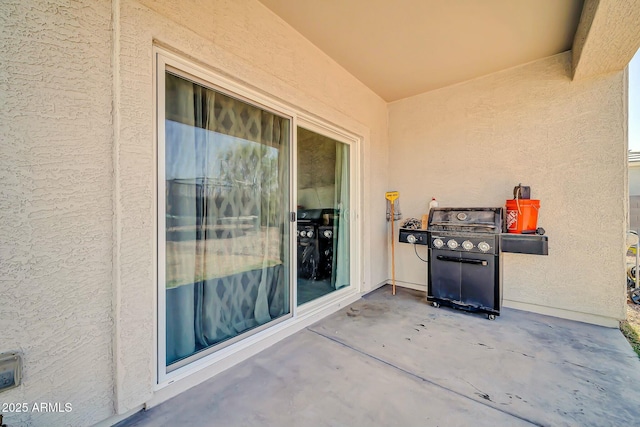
[500,234,548,255]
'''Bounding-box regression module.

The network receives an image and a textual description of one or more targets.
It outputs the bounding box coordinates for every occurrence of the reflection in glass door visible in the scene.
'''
[296,127,350,305]
[162,71,291,370]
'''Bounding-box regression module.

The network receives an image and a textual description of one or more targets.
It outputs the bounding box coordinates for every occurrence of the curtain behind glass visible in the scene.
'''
[165,72,290,366]
[332,142,349,289]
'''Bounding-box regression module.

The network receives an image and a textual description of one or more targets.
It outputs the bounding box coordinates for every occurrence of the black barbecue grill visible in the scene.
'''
[427,207,503,319]
[297,208,338,280]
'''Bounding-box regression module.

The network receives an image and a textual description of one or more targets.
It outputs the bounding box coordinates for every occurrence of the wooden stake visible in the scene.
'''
[390,201,396,295]
[385,191,399,296]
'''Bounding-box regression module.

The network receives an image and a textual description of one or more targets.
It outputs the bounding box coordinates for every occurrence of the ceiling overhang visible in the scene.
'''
[259,0,585,101]
[572,0,640,80]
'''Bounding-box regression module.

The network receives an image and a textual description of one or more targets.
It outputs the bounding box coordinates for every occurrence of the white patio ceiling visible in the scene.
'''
[258,0,584,101]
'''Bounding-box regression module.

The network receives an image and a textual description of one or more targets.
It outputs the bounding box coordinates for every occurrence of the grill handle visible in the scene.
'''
[436,255,488,266]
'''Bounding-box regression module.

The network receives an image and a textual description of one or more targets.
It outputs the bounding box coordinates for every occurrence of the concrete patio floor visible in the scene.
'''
[120,285,640,427]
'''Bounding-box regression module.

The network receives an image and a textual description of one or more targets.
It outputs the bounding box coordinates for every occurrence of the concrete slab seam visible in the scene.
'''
[306,327,546,427]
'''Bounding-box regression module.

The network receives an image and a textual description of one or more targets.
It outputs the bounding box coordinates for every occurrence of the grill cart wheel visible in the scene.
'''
[629,288,640,305]
[432,301,440,308]
[488,314,496,320]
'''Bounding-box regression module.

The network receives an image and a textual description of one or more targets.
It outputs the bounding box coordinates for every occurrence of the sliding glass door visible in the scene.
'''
[157,52,360,379]
[161,70,291,370]
[296,127,350,305]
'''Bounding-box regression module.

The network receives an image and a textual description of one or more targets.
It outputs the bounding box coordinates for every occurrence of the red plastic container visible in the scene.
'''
[505,199,540,233]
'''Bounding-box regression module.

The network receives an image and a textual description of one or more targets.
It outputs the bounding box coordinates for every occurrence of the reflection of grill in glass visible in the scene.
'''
[297,223,318,280]
[317,225,334,279]
[427,207,503,319]
[297,209,338,280]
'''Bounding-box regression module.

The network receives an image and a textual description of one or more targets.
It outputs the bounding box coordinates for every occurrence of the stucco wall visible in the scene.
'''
[114,0,389,415]
[0,1,115,427]
[388,52,627,325]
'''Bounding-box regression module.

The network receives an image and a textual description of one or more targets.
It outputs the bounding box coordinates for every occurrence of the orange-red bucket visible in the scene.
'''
[506,199,540,233]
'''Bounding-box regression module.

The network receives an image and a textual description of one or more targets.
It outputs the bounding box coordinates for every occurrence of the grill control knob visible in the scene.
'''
[407,234,417,244]
[307,230,314,238]
[300,230,307,237]
[478,241,491,252]
[433,238,444,249]
[462,240,474,250]
[447,239,459,249]
[323,229,333,238]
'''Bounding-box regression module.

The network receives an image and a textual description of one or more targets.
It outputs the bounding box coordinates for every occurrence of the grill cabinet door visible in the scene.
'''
[459,252,495,309]
[429,249,462,301]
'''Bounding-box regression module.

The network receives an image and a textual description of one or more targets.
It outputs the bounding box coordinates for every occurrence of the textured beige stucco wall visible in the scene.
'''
[572,0,640,80]
[297,130,337,208]
[389,52,627,325]
[114,0,389,414]
[0,1,115,427]
[298,128,337,192]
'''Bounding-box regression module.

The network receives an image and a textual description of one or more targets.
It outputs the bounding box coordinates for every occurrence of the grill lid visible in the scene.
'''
[298,209,324,223]
[428,207,503,234]
[298,208,338,225]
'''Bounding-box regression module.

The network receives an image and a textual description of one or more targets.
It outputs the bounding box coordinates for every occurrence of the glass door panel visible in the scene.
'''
[296,127,350,305]
[163,72,291,368]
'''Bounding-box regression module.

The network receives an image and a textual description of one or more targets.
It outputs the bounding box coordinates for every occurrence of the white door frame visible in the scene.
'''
[294,116,362,314]
[153,46,362,392]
